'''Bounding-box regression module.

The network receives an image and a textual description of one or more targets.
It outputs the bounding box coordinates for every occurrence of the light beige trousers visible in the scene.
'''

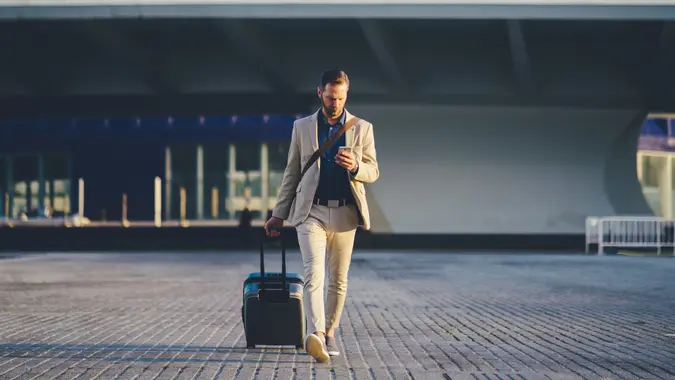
[296,203,359,335]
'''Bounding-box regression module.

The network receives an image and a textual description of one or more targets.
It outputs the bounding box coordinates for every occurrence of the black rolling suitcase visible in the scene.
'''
[242,234,305,349]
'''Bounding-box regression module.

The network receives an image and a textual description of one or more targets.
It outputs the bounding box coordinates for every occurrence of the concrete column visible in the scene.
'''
[661,155,673,219]
[261,142,269,219]
[228,144,236,219]
[164,146,172,220]
[38,154,45,216]
[196,144,204,220]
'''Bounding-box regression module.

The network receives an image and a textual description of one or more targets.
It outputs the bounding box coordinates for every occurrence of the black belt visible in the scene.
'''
[313,197,353,208]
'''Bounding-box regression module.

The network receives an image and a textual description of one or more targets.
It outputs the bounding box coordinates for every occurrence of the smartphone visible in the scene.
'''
[338,146,352,155]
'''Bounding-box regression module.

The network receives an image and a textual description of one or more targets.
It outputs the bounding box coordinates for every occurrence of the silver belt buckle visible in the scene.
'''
[327,200,340,208]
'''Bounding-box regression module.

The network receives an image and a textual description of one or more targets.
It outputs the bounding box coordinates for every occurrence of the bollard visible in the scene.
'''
[78,178,84,218]
[211,187,219,219]
[180,187,188,227]
[154,176,162,227]
[122,193,129,227]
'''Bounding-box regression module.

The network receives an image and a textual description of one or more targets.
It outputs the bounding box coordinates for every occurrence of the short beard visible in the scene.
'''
[322,105,342,120]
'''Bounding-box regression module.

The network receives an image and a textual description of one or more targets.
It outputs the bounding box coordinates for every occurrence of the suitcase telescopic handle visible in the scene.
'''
[259,230,286,292]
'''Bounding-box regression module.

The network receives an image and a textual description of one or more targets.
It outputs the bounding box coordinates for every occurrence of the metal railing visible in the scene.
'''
[586,216,675,255]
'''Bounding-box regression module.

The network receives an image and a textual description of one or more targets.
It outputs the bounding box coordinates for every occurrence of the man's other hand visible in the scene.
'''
[264,216,284,236]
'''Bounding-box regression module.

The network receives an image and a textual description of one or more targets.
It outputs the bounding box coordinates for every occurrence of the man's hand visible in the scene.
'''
[264,216,284,236]
[335,150,358,172]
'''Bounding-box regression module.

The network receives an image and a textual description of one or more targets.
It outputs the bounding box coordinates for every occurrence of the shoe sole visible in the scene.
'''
[326,337,340,356]
[305,335,330,363]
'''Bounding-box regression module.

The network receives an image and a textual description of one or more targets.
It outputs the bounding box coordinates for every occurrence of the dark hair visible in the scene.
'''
[320,69,349,89]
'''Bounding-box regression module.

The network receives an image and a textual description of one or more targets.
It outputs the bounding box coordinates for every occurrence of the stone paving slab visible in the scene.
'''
[0,251,673,379]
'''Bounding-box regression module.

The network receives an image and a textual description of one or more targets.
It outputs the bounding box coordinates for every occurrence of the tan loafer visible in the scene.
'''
[304,333,330,363]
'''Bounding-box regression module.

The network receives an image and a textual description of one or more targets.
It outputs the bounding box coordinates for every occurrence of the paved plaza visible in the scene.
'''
[0,250,673,379]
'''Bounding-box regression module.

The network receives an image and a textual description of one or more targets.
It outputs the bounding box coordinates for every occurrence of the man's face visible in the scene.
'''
[318,82,348,119]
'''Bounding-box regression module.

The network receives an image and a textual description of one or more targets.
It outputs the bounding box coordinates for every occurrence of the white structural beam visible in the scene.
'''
[358,20,407,91]
[3,2,675,20]
[212,20,294,93]
[83,23,178,94]
[506,20,535,95]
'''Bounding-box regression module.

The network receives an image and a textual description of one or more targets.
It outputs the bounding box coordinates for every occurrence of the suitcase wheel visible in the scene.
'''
[246,344,255,349]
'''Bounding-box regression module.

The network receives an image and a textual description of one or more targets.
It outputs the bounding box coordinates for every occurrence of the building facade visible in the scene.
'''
[1,113,673,224]
[0,114,297,223]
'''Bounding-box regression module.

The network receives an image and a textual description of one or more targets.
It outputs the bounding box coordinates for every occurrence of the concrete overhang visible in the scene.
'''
[0,1,674,117]
[2,0,675,20]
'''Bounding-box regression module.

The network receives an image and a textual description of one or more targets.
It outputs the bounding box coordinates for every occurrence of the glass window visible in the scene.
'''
[229,142,262,220]
[203,142,229,219]
[29,180,40,214]
[170,144,197,220]
[5,153,72,218]
[13,181,27,218]
[641,155,664,188]
[51,179,71,216]
[11,155,37,216]
[44,152,71,216]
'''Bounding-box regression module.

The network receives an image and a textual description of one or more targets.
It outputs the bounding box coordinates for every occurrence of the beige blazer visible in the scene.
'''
[271,109,379,230]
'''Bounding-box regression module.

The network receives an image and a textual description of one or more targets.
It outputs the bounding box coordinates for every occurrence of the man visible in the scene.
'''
[264,69,379,363]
